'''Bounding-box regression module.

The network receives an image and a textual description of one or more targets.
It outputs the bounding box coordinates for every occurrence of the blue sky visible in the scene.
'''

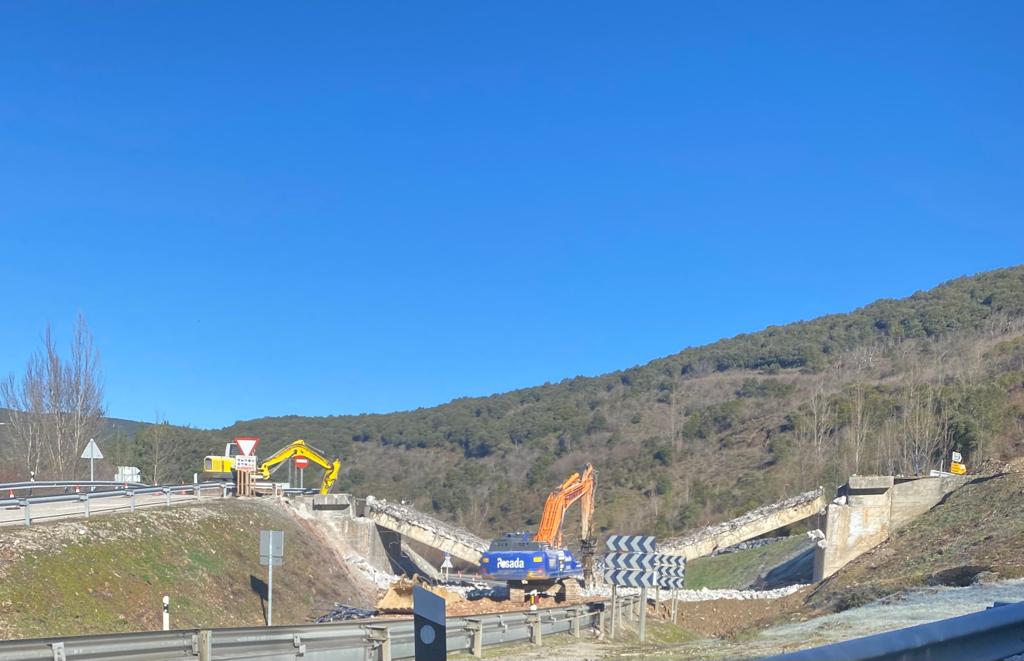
[1,3,1022,429]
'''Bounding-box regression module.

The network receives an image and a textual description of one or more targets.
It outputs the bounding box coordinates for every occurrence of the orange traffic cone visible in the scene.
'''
[74,484,80,494]
[6,489,13,499]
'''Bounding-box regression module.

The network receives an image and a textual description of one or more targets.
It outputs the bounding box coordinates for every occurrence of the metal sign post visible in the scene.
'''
[81,439,103,481]
[259,530,284,626]
[609,585,617,639]
[639,585,647,642]
[604,535,657,643]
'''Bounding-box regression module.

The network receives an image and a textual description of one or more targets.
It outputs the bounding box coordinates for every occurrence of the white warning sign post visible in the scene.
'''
[81,438,103,481]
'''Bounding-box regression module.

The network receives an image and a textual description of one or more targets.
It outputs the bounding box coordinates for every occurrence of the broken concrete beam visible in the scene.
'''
[660,488,827,561]
[363,495,488,566]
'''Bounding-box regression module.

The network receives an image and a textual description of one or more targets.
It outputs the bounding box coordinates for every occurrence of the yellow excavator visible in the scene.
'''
[257,440,341,495]
[201,439,341,495]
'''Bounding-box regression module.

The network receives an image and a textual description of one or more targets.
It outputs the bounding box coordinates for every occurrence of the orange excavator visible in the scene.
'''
[479,464,597,601]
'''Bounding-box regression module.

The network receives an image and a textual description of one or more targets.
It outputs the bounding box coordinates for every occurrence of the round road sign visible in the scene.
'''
[294,456,310,469]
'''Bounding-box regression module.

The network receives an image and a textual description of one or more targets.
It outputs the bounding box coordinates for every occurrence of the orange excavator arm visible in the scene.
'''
[532,464,595,548]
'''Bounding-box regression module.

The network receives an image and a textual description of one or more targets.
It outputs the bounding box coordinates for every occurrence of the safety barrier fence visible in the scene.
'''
[0,596,640,661]
[0,482,231,526]
[0,481,148,492]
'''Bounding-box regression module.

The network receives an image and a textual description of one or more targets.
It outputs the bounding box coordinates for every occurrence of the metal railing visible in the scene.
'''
[0,596,637,661]
[759,600,1024,661]
[0,480,149,492]
[0,482,231,526]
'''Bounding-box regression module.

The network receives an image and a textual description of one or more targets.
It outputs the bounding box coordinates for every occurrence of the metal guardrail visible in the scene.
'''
[0,480,149,492]
[0,597,635,661]
[760,600,1024,661]
[0,482,232,526]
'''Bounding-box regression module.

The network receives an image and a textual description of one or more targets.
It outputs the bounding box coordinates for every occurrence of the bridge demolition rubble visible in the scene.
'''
[660,488,828,561]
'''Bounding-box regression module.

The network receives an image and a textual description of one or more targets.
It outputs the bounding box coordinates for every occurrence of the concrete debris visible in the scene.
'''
[670,585,807,602]
[579,583,806,602]
[343,553,398,590]
[377,575,465,613]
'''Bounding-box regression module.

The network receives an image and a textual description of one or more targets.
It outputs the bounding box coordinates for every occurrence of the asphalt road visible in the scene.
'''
[0,491,212,527]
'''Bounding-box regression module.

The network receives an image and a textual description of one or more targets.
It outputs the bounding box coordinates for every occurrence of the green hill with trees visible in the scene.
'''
[12,266,1024,542]
[218,266,1024,539]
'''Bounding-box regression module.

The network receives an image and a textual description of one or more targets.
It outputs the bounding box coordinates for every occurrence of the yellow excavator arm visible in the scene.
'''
[257,439,341,495]
[532,463,595,548]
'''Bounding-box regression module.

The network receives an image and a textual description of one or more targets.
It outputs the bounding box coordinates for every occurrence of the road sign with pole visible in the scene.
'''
[259,530,284,626]
[81,439,103,481]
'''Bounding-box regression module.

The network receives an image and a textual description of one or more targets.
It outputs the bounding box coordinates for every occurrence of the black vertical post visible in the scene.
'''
[413,586,446,661]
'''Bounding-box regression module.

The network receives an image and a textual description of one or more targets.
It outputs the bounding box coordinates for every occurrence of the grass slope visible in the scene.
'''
[684,536,810,590]
[0,499,373,639]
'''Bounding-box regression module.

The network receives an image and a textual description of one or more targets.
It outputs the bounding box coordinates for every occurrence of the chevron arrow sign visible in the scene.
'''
[603,569,658,588]
[657,554,686,568]
[658,575,686,589]
[604,552,658,571]
[605,535,656,553]
[658,565,686,579]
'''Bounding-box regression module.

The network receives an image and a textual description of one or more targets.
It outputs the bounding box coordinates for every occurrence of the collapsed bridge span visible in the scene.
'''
[363,495,488,566]
[661,488,827,561]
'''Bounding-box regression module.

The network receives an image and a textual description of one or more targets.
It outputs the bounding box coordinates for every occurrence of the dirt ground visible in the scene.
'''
[666,590,809,638]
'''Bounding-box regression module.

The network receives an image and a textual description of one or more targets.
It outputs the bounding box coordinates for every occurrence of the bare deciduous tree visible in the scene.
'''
[0,315,105,479]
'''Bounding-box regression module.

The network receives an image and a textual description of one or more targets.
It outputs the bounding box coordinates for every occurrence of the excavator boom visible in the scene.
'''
[532,464,595,548]
[257,439,342,495]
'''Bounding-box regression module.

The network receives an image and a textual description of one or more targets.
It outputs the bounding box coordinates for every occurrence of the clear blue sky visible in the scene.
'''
[1,3,1022,429]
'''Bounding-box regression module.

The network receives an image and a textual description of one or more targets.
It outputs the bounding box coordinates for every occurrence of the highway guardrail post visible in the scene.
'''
[130,491,136,513]
[22,500,30,526]
[366,625,391,661]
[569,608,581,638]
[194,630,212,661]
[165,489,171,507]
[465,619,483,657]
[82,494,90,518]
[527,613,542,646]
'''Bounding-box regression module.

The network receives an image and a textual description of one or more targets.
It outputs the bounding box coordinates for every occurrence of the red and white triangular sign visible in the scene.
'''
[234,436,260,457]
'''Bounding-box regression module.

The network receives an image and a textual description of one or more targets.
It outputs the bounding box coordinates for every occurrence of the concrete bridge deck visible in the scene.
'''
[660,488,827,560]
[362,495,489,566]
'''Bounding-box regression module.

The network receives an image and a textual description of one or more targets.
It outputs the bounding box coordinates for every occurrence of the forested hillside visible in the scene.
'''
[118,267,1024,539]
